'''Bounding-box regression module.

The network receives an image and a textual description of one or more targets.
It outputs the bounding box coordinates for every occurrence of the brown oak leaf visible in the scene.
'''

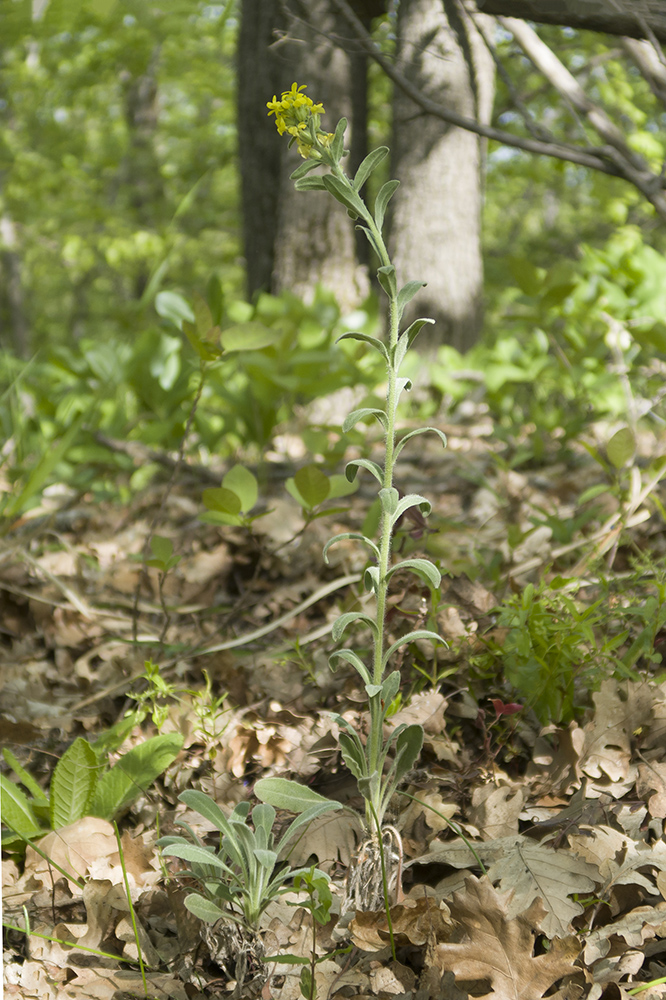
[435,876,579,1000]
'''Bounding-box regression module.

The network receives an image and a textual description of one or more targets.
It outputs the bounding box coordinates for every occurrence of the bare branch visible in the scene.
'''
[477,0,666,45]
[621,36,666,107]
[327,0,666,220]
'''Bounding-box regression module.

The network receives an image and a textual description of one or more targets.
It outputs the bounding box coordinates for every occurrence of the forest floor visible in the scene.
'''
[3,396,666,1000]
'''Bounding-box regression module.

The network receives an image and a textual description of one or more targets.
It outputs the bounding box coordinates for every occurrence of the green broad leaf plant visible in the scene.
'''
[257,83,447,907]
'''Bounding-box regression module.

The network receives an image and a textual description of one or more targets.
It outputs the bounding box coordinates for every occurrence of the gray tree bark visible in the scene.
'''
[389,0,495,352]
[270,0,370,311]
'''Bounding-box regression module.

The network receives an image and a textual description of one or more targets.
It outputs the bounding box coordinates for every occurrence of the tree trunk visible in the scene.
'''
[269,0,370,311]
[389,0,495,353]
[237,0,285,299]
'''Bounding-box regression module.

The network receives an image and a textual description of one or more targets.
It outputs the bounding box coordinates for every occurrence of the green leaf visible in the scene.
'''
[162,842,227,870]
[294,176,327,191]
[374,179,400,231]
[381,671,401,707]
[323,532,380,564]
[290,158,322,180]
[356,224,384,258]
[2,750,48,804]
[331,611,379,643]
[377,265,397,300]
[339,733,367,780]
[202,487,242,516]
[383,629,446,666]
[363,565,380,594]
[342,407,387,432]
[397,280,426,319]
[394,427,447,459]
[0,774,44,838]
[379,487,399,515]
[254,848,278,870]
[391,493,432,526]
[149,535,174,566]
[206,274,224,326]
[321,174,365,218]
[182,320,221,361]
[336,331,389,362]
[220,321,276,352]
[345,458,383,484]
[353,146,389,191]
[178,789,234,837]
[183,893,227,924]
[294,464,330,508]
[330,116,348,164]
[328,649,372,685]
[223,465,258,513]
[386,558,442,589]
[607,426,635,468]
[326,474,359,500]
[394,318,435,369]
[90,733,183,820]
[155,290,194,328]
[50,737,100,830]
[254,778,339,814]
[393,724,424,782]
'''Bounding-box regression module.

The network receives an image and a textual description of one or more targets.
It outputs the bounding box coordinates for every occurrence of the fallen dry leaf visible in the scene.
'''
[435,876,580,999]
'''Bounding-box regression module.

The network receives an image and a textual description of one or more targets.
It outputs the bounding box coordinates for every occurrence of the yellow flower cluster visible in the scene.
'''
[267,82,333,159]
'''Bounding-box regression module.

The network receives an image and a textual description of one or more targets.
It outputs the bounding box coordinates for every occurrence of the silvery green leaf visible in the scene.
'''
[365,683,382,698]
[336,331,389,362]
[395,427,447,459]
[294,176,327,191]
[254,848,278,870]
[340,733,367,780]
[345,458,383,484]
[393,724,424,782]
[330,116,348,162]
[364,565,380,594]
[178,790,234,838]
[254,778,337,814]
[353,146,389,190]
[322,173,366,217]
[161,842,228,870]
[279,801,343,851]
[374,179,400,231]
[391,493,431,526]
[377,265,397,300]
[290,159,322,180]
[328,649,372,684]
[184,893,227,924]
[394,318,435,369]
[342,407,387,432]
[381,671,401,707]
[323,532,380,563]
[332,611,378,642]
[379,487,399,515]
[386,558,441,589]
[397,280,426,320]
[383,629,446,667]
[357,224,383,258]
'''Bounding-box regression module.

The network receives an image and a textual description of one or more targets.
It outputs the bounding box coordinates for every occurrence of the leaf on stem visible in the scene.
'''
[332,610,379,643]
[383,629,447,667]
[377,265,397,300]
[385,558,442,589]
[290,159,322,180]
[342,407,387,432]
[50,737,99,830]
[357,224,384,259]
[340,732,367,780]
[394,426,447,459]
[345,458,383,484]
[393,724,424,783]
[391,493,432,526]
[323,532,380,564]
[394,318,435,369]
[353,146,389,191]
[364,565,380,595]
[397,280,426,320]
[294,176,327,191]
[254,777,341,814]
[328,649,372,685]
[184,894,227,924]
[322,174,366,217]
[336,331,389,362]
[374,179,400,232]
[379,487,399,515]
[330,116,348,163]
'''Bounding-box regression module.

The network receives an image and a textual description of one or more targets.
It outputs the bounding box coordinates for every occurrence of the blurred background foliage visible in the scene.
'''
[1,0,666,520]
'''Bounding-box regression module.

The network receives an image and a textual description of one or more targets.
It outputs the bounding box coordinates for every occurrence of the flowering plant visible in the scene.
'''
[257,84,446,906]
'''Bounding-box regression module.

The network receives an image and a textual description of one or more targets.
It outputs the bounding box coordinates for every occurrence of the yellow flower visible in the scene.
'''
[267,82,330,158]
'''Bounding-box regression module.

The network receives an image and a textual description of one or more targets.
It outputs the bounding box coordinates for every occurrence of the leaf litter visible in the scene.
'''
[3,411,666,997]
